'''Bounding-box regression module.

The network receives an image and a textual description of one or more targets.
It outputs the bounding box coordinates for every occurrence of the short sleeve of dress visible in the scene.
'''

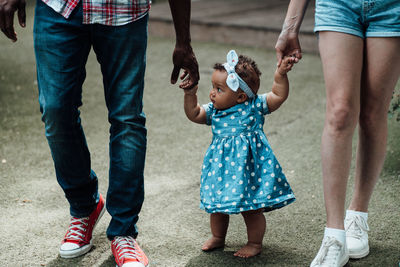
[257,93,270,115]
[202,102,214,125]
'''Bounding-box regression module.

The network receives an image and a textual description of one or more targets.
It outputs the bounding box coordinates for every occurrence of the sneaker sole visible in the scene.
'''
[339,253,349,267]
[349,246,369,259]
[59,203,106,258]
[115,263,149,267]
[60,243,93,259]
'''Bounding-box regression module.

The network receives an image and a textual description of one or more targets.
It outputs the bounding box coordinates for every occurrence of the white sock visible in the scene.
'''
[324,227,346,245]
[346,210,368,221]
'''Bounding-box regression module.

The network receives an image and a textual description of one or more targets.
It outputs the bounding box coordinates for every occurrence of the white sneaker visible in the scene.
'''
[345,212,369,259]
[310,236,349,267]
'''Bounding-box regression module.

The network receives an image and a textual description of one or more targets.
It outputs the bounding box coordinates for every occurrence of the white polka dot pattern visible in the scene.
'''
[199,94,296,214]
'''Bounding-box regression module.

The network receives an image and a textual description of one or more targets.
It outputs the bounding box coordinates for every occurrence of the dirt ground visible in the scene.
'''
[0,2,399,267]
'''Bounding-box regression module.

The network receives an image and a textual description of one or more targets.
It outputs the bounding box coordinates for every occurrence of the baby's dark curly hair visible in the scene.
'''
[214,54,262,94]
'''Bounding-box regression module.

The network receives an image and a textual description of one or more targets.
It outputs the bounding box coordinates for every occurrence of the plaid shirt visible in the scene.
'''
[41,0,150,26]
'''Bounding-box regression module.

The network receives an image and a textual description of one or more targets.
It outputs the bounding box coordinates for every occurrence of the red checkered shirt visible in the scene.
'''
[41,0,150,26]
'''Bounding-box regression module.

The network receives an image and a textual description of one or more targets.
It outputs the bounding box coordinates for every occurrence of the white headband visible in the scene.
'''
[223,50,255,98]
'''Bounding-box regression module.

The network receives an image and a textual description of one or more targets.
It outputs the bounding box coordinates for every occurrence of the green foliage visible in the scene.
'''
[389,88,400,122]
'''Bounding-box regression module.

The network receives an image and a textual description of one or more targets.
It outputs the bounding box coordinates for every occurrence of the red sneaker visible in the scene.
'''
[112,236,149,267]
[59,194,106,258]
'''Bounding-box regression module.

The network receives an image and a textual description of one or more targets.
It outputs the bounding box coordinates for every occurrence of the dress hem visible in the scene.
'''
[200,195,296,215]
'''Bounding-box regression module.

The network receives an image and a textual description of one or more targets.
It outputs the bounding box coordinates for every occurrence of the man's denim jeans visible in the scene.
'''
[33,0,148,239]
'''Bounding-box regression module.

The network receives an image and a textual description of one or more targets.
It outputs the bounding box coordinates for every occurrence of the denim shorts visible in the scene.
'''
[314,0,400,38]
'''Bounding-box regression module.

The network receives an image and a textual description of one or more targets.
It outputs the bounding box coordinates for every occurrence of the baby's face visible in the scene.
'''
[209,70,241,110]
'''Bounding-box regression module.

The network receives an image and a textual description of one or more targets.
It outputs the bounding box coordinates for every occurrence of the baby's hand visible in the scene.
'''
[277,56,296,75]
[183,85,198,96]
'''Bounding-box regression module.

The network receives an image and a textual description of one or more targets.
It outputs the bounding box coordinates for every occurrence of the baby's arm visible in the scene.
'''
[183,86,207,124]
[266,56,296,112]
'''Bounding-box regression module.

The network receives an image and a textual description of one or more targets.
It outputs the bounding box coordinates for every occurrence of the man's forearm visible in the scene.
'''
[168,0,191,45]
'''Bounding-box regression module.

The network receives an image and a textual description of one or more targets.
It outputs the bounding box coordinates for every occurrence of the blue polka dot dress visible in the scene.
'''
[200,93,295,214]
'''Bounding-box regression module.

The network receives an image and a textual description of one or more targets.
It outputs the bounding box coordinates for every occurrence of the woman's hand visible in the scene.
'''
[275,31,301,67]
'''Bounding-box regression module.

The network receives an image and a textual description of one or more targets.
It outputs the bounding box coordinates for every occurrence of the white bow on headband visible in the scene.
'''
[223,50,255,98]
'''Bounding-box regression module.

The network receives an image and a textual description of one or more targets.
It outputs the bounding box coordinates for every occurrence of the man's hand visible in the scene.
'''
[171,44,199,90]
[275,31,301,67]
[168,0,200,90]
[0,0,26,42]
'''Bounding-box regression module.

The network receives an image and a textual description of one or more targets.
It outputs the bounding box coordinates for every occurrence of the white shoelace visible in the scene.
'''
[315,236,343,266]
[114,236,143,261]
[345,215,369,239]
[65,217,89,242]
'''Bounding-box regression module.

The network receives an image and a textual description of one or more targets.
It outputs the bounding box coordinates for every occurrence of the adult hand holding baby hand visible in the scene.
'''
[275,31,301,67]
[171,44,200,90]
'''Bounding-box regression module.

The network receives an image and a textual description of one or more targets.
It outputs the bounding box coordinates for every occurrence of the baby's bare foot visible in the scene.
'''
[201,236,225,251]
[233,242,262,258]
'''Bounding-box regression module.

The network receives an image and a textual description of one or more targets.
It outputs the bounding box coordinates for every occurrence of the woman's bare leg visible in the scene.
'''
[318,32,364,229]
[349,37,400,212]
